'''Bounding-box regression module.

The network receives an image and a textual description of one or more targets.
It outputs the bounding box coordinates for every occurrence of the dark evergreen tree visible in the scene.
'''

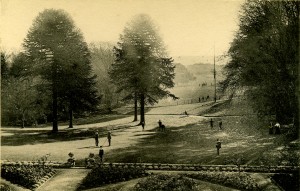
[221,1,299,133]
[110,14,177,124]
[23,9,100,132]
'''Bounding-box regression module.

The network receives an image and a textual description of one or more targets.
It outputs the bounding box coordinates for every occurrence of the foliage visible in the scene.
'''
[79,165,148,189]
[185,171,260,190]
[89,42,122,112]
[272,173,299,191]
[133,174,197,191]
[110,14,177,123]
[1,53,50,127]
[220,1,299,127]
[23,9,100,131]
[1,164,54,189]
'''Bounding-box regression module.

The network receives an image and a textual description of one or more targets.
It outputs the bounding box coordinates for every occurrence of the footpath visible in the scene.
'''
[36,168,90,191]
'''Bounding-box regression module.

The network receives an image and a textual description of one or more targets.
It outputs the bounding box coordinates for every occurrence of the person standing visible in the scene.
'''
[94,130,99,147]
[216,139,221,155]
[219,121,223,130]
[210,118,214,129]
[269,122,273,134]
[158,120,162,130]
[107,131,112,146]
[99,146,104,162]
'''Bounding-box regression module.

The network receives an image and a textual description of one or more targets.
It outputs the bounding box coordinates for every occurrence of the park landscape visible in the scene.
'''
[1,0,299,191]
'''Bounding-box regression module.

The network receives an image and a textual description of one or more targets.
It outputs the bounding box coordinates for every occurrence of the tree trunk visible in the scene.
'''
[69,106,73,128]
[140,93,145,124]
[52,63,58,133]
[133,92,138,121]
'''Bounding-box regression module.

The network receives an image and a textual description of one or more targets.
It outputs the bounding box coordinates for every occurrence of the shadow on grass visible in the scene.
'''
[1,124,136,146]
[105,116,294,165]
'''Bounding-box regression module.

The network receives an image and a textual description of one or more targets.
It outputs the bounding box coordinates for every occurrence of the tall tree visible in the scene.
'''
[110,14,177,124]
[221,1,299,132]
[23,9,99,132]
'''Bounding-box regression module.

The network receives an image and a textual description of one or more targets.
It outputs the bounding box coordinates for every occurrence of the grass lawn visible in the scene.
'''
[105,114,293,165]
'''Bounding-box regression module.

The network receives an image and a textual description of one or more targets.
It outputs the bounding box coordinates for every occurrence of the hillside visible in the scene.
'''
[186,63,224,85]
[173,63,196,84]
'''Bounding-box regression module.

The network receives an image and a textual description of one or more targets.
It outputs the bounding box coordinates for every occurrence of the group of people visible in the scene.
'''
[94,130,111,147]
[93,130,112,163]
[210,118,223,130]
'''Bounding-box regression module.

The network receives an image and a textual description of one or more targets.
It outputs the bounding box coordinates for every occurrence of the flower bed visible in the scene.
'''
[1,164,55,189]
[133,174,197,191]
[79,165,148,190]
[184,171,260,190]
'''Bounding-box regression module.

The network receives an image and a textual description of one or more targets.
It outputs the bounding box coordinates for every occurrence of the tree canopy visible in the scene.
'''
[221,1,299,129]
[23,9,99,131]
[109,14,177,123]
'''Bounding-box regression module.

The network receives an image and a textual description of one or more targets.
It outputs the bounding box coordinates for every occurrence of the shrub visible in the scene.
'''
[272,173,299,191]
[1,164,54,189]
[184,171,260,191]
[133,174,197,191]
[79,165,148,189]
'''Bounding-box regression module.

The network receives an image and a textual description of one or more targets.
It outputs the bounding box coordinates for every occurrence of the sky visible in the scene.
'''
[1,0,244,61]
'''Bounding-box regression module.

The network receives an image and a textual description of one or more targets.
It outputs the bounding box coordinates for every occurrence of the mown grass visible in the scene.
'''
[1,117,132,146]
[105,114,293,165]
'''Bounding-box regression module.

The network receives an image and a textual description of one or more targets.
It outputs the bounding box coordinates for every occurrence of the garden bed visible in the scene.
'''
[184,171,261,190]
[78,165,148,190]
[1,164,55,190]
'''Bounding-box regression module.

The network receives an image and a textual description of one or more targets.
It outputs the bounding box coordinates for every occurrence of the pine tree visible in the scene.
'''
[110,14,177,124]
[23,9,99,132]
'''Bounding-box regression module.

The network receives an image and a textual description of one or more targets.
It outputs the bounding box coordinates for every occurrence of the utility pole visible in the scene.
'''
[214,45,217,103]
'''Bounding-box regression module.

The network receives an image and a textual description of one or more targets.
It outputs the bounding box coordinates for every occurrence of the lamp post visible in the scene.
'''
[45,50,58,132]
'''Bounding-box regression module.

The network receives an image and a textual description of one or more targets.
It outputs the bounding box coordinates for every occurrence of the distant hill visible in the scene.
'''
[174,63,196,84]
[186,63,224,85]
[173,62,224,86]
[173,55,226,66]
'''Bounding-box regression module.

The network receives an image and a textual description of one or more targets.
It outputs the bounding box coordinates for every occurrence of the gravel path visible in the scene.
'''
[1,104,207,162]
[36,169,90,191]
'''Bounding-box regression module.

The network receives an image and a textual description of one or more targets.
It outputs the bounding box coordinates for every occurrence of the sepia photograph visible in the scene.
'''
[1,0,299,190]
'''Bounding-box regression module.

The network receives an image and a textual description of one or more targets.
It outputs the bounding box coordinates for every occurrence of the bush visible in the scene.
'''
[79,165,148,189]
[185,171,260,190]
[133,174,197,191]
[1,164,54,189]
[272,173,299,191]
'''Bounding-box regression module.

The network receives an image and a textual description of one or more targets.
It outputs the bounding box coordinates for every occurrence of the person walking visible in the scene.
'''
[107,131,112,146]
[210,118,214,129]
[99,146,104,162]
[94,130,99,147]
[216,139,221,155]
